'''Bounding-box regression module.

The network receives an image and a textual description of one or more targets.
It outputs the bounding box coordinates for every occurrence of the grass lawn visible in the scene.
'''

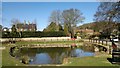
[2,45,25,66]
[0,50,2,68]
[15,40,83,45]
[63,56,119,66]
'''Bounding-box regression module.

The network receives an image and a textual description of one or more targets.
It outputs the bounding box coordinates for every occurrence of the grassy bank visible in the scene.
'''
[2,45,24,66]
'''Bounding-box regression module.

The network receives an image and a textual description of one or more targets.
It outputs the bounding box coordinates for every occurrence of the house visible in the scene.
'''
[16,22,37,32]
[76,28,94,35]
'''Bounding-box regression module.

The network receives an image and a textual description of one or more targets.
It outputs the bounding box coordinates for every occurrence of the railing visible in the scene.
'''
[88,39,112,54]
[89,39,112,46]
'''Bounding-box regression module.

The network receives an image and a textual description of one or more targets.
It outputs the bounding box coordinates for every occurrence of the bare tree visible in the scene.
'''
[62,8,85,38]
[49,10,62,31]
[94,2,120,38]
[94,2,120,23]
[11,18,21,28]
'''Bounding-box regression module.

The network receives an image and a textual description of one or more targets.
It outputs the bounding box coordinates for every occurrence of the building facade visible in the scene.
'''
[16,23,37,32]
[76,28,94,35]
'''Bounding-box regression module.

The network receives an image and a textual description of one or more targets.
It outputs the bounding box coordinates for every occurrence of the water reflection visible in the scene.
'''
[30,53,52,64]
[71,48,94,57]
[14,46,94,64]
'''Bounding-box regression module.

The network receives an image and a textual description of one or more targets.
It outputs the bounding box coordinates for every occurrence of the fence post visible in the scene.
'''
[102,40,103,45]
[106,41,107,46]
[93,39,95,43]
[51,39,52,41]
[99,40,100,44]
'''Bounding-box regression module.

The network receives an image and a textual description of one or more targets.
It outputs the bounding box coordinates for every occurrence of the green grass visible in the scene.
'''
[63,56,119,66]
[14,40,83,45]
[2,45,25,66]
[0,50,2,67]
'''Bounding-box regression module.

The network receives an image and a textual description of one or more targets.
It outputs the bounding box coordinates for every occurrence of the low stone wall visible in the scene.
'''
[0,38,10,42]
[20,37,71,41]
[0,37,72,42]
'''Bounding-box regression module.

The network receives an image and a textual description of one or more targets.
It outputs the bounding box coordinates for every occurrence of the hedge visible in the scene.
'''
[2,31,66,38]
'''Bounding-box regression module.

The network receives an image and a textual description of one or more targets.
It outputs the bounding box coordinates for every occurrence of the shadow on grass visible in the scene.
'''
[107,58,113,64]
[107,58,120,65]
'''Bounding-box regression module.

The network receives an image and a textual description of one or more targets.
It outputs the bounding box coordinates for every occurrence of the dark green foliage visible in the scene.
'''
[40,31,66,37]
[79,22,116,32]
[59,24,64,31]
[2,31,10,38]
[10,47,20,57]
[79,22,119,39]
[2,31,20,38]
[2,31,66,38]
[0,25,2,31]
[64,23,69,36]
[11,25,17,32]
[21,31,40,37]
[43,22,64,32]
[44,22,56,32]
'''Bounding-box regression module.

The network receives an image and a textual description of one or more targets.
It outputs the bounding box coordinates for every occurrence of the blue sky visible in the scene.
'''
[2,2,100,31]
[3,0,118,2]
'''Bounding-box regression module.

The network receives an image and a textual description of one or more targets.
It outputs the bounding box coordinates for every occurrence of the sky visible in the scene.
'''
[2,0,119,2]
[2,2,100,31]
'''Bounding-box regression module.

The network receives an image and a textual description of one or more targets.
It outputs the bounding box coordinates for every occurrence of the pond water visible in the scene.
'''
[14,46,95,65]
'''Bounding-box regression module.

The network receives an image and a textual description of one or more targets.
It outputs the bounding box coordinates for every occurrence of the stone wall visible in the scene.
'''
[0,37,72,42]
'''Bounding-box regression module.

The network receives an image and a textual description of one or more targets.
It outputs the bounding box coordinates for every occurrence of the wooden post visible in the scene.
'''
[106,41,107,46]
[99,40,100,44]
[44,39,46,45]
[102,40,103,45]
[96,39,97,43]
[51,39,52,41]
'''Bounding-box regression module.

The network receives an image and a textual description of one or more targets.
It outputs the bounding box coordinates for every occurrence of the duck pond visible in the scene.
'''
[10,45,95,65]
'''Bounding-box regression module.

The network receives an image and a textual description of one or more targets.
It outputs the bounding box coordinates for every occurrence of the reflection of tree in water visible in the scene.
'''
[81,46,94,52]
[19,47,71,64]
[20,48,37,56]
[45,48,71,64]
